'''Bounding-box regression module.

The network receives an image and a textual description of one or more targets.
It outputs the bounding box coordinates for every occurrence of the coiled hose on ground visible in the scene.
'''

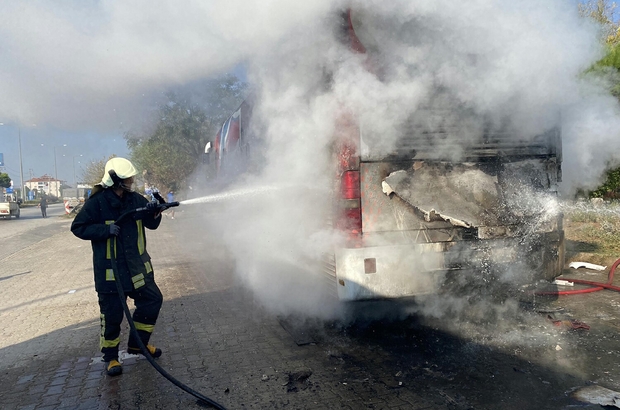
[536,257,620,296]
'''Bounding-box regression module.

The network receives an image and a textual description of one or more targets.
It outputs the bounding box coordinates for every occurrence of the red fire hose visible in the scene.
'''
[536,257,620,296]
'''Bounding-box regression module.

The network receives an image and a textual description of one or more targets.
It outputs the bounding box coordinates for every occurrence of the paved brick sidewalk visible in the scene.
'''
[0,210,432,410]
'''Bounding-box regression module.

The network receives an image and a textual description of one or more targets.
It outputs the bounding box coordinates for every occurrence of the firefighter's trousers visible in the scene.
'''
[97,281,163,362]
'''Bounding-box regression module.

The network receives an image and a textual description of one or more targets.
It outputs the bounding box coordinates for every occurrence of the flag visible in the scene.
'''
[226,109,241,151]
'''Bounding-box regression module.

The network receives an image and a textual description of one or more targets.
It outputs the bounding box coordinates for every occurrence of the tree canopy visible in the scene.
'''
[81,155,115,187]
[581,1,620,94]
[591,167,620,198]
[579,0,620,46]
[0,172,11,189]
[579,1,620,197]
[125,75,246,192]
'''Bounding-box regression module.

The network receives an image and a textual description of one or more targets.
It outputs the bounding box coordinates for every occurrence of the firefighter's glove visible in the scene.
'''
[109,224,120,237]
[146,200,162,218]
[146,201,160,212]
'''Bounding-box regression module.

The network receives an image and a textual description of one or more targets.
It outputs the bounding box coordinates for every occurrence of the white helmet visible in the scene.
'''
[101,157,138,188]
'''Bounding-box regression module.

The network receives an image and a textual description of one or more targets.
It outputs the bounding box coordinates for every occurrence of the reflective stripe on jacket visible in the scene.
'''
[71,188,161,293]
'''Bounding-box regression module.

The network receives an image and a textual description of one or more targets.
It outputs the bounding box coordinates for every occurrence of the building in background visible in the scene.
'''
[62,183,92,202]
[25,174,62,198]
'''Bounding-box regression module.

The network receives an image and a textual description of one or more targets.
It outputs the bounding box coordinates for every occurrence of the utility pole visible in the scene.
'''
[54,146,58,181]
[18,128,24,201]
[73,155,83,188]
[52,144,66,184]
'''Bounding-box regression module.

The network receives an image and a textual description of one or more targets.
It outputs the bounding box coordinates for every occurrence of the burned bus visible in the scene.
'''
[206,9,565,302]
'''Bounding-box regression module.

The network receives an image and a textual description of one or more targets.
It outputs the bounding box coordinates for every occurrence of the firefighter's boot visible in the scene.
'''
[127,344,162,358]
[106,359,123,376]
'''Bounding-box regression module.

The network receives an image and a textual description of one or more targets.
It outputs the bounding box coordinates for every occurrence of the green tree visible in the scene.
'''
[81,155,116,187]
[579,1,620,197]
[580,0,620,97]
[591,166,620,198]
[126,75,246,191]
[0,172,11,188]
[579,0,620,45]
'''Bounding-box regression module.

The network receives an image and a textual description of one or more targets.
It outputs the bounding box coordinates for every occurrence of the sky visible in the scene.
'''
[0,126,128,186]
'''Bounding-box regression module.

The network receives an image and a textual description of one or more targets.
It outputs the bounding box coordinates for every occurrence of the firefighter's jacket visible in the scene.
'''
[71,188,161,293]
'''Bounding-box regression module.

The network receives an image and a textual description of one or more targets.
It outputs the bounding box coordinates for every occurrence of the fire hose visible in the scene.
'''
[110,196,226,410]
[535,257,620,296]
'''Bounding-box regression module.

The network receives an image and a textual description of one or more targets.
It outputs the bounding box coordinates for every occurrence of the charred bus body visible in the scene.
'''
[330,9,564,301]
[329,105,563,301]
[207,9,565,302]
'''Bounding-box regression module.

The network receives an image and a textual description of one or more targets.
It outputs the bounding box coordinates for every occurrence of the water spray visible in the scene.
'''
[180,184,285,205]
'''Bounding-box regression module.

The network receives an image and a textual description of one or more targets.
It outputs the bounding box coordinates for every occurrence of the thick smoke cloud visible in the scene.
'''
[0,0,615,190]
[2,1,619,318]
[0,0,335,130]
[224,0,619,317]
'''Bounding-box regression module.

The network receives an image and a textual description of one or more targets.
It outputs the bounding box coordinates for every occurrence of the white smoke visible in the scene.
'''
[0,0,335,130]
[562,92,620,193]
[0,1,614,189]
[1,0,619,318]
[229,0,618,316]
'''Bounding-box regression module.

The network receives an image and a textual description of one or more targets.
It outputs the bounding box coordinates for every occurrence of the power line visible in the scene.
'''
[2,165,20,175]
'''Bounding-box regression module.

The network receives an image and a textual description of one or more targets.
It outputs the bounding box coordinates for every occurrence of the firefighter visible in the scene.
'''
[71,157,163,376]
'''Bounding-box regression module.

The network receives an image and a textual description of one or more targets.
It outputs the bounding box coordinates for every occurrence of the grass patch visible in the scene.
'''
[567,210,600,223]
[564,202,620,265]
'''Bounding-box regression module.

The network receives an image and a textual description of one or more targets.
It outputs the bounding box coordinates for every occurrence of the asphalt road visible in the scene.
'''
[0,203,69,261]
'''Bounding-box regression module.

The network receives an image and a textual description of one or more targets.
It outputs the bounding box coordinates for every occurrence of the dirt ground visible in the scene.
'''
[307,279,620,409]
[300,201,620,410]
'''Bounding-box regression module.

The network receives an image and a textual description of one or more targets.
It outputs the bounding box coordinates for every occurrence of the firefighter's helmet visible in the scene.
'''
[101,157,138,188]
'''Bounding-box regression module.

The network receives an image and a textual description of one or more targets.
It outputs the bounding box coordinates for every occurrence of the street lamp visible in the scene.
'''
[53,144,67,181]
[73,155,83,187]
